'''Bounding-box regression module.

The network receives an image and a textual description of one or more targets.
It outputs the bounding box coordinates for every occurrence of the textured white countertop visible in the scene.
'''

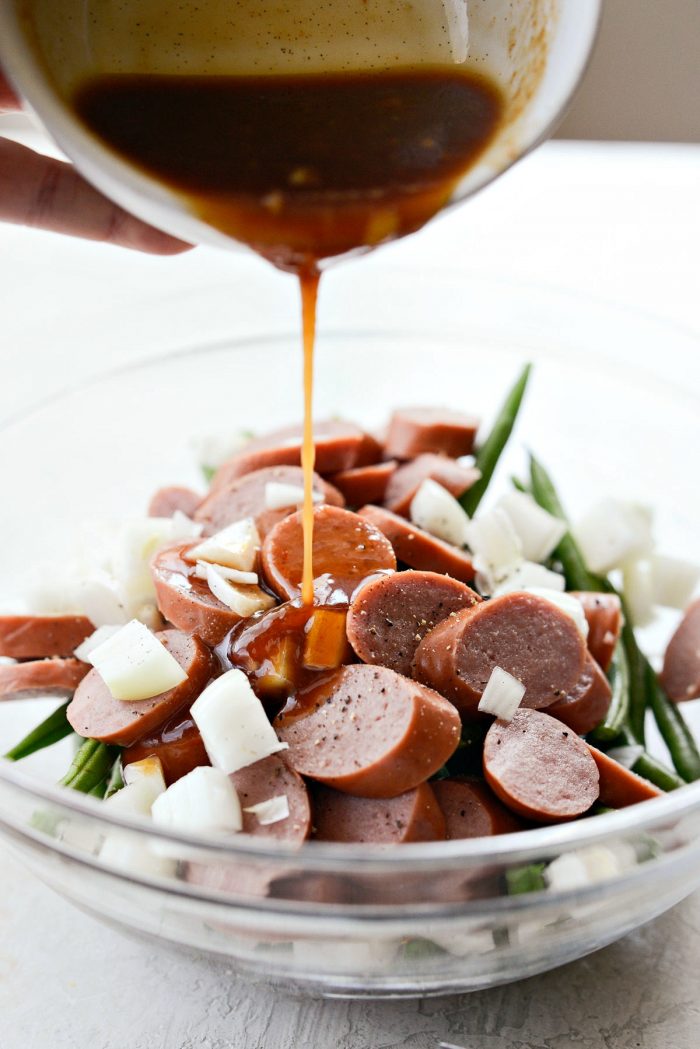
[1,138,699,1048]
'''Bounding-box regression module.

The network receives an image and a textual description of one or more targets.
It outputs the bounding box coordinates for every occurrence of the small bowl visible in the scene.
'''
[1,272,699,997]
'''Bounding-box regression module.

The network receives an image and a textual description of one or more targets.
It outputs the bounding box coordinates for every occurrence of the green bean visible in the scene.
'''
[506,863,546,895]
[646,661,700,782]
[4,702,74,762]
[589,641,629,743]
[461,363,532,516]
[105,759,125,799]
[201,464,216,485]
[528,454,598,591]
[612,727,685,791]
[60,739,119,795]
[622,615,648,745]
[510,475,529,494]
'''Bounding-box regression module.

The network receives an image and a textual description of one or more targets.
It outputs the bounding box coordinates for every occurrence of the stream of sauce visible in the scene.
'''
[74,70,503,603]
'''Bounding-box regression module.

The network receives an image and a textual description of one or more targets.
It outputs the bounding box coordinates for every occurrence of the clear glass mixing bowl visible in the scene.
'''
[0,272,699,998]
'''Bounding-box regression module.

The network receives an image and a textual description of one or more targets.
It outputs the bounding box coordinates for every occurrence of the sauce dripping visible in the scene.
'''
[299,267,320,605]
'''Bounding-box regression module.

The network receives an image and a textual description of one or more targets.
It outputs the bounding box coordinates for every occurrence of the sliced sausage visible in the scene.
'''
[571,591,622,673]
[211,420,379,489]
[151,541,275,646]
[661,599,700,702]
[483,709,600,822]
[148,486,201,519]
[588,745,664,807]
[122,712,209,785]
[275,663,461,798]
[261,505,396,604]
[383,454,480,517]
[431,777,524,838]
[548,651,613,736]
[358,504,475,583]
[384,406,479,460]
[231,754,311,843]
[312,781,446,843]
[0,614,94,660]
[330,460,398,507]
[347,570,480,677]
[414,592,586,718]
[0,658,89,701]
[67,630,215,746]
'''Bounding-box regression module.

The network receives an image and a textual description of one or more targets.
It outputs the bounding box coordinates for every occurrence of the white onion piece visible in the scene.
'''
[493,562,566,596]
[409,479,471,547]
[74,624,122,663]
[497,491,567,563]
[88,619,187,701]
[467,508,523,585]
[622,558,655,627]
[243,794,290,826]
[203,564,275,617]
[192,429,254,472]
[292,938,397,974]
[573,499,654,574]
[113,517,200,612]
[187,517,260,571]
[100,834,175,878]
[151,766,242,835]
[524,587,589,639]
[545,843,637,892]
[104,778,161,818]
[193,561,258,586]
[123,755,167,803]
[191,668,288,775]
[169,511,204,541]
[75,573,130,627]
[606,745,645,770]
[478,666,525,721]
[651,554,700,610]
[264,482,323,511]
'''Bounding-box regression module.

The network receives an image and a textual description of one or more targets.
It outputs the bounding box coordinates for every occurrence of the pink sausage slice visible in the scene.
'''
[384,406,479,460]
[0,614,94,660]
[548,651,612,736]
[312,781,446,843]
[587,745,663,807]
[414,592,586,718]
[330,460,398,507]
[0,658,89,701]
[661,599,700,702]
[195,465,344,536]
[261,505,396,604]
[347,570,480,677]
[67,630,214,746]
[231,754,311,843]
[431,778,524,838]
[571,591,622,673]
[483,709,600,822]
[358,504,476,583]
[148,486,202,519]
[275,664,461,798]
[383,454,480,517]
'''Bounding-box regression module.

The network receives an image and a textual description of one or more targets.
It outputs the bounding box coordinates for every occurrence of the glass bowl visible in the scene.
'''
[1,271,699,998]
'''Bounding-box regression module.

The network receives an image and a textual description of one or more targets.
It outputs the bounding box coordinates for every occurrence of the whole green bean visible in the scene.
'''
[528,454,598,591]
[4,701,73,762]
[589,641,629,743]
[646,661,700,782]
[461,363,532,516]
[60,738,119,795]
[621,615,648,745]
[613,727,685,791]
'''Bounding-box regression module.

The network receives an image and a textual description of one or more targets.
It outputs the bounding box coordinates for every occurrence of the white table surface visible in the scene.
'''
[1,138,699,1048]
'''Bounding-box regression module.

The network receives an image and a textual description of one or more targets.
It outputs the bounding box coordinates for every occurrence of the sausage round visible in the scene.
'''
[414,592,587,718]
[571,591,622,673]
[358,504,475,583]
[661,599,700,702]
[587,745,663,807]
[0,613,94,660]
[122,712,210,785]
[148,486,201,520]
[384,406,479,460]
[483,709,600,822]
[0,658,89,701]
[346,570,480,677]
[195,465,344,535]
[274,663,461,798]
[231,754,311,843]
[330,460,398,507]
[67,629,214,746]
[383,454,480,517]
[312,781,446,843]
[548,651,612,736]
[431,777,524,838]
[261,504,396,604]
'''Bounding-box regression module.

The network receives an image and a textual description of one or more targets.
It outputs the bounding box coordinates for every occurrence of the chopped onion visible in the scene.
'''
[123,755,167,803]
[75,572,129,627]
[622,558,655,627]
[651,554,700,610]
[524,587,589,639]
[104,778,161,818]
[264,482,323,511]
[545,843,637,892]
[497,491,567,563]
[409,479,471,547]
[493,562,566,596]
[151,766,242,835]
[573,499,654,574]
[99,833,175,878]
[192,429,254,472]
[187,517,260,571]
[243,794,290,826]
[193,561,258,586]
[467,508,523,585]
[88,619,187,701]
[203,564,275,617]
[74,624,122,663]
[478,666,525,721]
[606,745,645,770]
[113,516,201,612]
[191,668,288,775]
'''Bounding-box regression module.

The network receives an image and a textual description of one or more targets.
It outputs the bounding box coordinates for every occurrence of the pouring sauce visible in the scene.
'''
[74,69,503,602]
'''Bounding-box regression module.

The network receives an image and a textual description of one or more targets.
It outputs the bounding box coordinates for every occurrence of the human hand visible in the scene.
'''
[0,70,191,253]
